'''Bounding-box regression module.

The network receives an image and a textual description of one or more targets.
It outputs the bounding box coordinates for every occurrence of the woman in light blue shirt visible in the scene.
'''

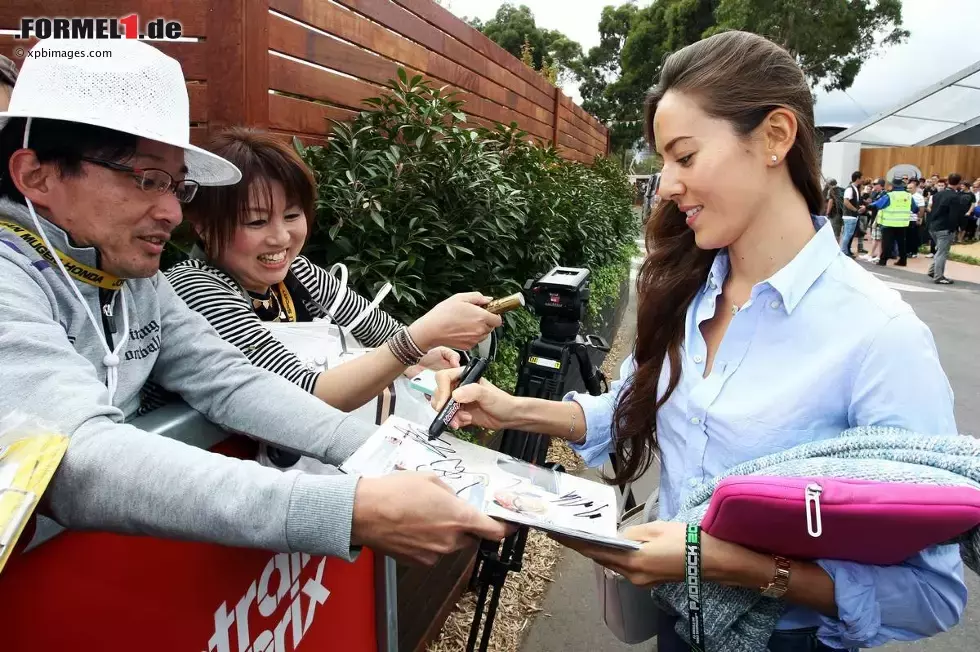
[433,31,966,651]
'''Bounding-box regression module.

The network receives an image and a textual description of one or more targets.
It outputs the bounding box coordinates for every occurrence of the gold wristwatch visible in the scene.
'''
[759,556,791,599]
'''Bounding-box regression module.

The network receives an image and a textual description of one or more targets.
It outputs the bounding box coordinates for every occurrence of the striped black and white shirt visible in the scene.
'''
[164,256,402,394]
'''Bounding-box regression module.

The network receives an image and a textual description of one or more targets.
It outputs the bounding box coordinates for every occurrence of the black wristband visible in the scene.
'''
[685,524,705,652]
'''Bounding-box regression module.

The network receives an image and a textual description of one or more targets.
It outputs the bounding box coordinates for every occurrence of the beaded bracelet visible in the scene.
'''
[386,326,424,367]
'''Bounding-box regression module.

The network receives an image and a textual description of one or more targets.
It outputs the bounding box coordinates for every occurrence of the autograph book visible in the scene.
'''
[341,416,641,550]
[0,429,70,574]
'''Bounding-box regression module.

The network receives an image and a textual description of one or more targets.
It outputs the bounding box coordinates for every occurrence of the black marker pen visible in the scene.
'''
[428,357,488,439]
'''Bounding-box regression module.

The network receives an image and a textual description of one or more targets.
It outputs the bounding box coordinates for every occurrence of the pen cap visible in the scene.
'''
[486,292,526,315]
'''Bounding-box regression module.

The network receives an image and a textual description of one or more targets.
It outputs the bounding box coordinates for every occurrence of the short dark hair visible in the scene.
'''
[0,55,17,88]
[0,118,140,204]
[851,170,862,182]
[184,127,317,261]
[948,172,962,186]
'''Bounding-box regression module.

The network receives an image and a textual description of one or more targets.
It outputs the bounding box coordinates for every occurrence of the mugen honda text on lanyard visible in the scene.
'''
[0,220,125,290]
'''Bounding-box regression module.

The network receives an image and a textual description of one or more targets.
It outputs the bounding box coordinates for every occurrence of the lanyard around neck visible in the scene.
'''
[0,219,124,290]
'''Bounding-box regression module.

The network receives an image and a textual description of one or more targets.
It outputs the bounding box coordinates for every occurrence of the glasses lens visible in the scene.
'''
[140,169,173,195]
[175,180,200,204]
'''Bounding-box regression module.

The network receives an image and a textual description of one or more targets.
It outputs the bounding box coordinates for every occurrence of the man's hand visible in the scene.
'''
[417,346,460,371]
[351,473,509,565]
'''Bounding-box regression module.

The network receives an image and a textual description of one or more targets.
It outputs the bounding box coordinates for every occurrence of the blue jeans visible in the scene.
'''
[840,218,858,256]
[655,610,843,652]
[929,229,954,279]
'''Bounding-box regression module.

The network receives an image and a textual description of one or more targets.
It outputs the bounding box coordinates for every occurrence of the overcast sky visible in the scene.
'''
[445,0,980,127]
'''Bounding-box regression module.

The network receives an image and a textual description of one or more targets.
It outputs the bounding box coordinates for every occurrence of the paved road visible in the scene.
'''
[869,262,980,652]
[521,256,980,652]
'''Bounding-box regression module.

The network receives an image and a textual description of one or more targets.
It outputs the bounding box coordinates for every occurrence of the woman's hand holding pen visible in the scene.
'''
[431,369,590,442]
[430,368,516,431]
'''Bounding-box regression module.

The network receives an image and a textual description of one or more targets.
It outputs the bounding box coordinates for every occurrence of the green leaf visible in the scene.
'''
[370,210,384,229]
[397,68,408,85]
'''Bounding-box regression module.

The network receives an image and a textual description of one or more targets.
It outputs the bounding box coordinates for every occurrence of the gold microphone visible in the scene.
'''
[486,292,526,315]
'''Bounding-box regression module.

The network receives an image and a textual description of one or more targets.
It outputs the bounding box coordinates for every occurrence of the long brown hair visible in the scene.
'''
[610,31,823,484]
[186,128,317,261]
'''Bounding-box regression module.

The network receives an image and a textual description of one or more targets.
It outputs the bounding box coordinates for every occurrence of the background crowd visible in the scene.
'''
[824,171,980,283]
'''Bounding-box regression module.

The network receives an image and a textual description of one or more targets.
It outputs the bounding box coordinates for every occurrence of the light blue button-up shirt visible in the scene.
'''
[568,216,966,648]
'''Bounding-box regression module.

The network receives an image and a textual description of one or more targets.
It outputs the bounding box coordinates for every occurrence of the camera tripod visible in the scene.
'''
[464,318,635,652]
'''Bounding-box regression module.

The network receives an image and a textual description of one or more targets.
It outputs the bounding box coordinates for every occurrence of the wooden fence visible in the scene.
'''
[860,145,980,181]
[0,0,610,163]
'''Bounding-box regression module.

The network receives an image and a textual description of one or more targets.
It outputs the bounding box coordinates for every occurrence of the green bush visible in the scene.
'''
[297,71,527,319]
[298,70,638,385]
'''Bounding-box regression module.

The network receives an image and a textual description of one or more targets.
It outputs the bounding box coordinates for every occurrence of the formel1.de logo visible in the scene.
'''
[18,15,183,40]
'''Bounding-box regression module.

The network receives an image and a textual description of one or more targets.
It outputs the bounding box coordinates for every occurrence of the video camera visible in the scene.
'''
[522,266,590,342]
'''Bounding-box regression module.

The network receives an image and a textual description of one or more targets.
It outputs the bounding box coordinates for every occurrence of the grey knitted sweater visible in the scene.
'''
[651,427,980,651]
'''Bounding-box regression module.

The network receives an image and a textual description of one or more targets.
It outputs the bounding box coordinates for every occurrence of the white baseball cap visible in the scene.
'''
[0,38,240,186]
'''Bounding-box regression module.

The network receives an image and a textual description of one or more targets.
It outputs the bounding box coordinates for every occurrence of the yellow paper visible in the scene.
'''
[0,434,69,574]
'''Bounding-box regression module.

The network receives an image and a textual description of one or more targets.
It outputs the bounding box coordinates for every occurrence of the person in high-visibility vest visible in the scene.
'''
[869,177,920,267]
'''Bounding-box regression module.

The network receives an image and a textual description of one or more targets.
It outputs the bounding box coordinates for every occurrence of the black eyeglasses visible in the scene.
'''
[81,157,200,204]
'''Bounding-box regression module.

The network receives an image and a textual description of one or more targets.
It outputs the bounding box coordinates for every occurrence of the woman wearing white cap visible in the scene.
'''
[0,38,506,564]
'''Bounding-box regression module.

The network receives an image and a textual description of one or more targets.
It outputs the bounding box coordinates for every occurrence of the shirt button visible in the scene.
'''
[694,355,703,363]
[690,416,701,425]
[770,300,782,309]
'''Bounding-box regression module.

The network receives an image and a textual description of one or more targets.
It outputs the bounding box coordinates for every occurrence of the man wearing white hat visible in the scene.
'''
[0,39,506,563]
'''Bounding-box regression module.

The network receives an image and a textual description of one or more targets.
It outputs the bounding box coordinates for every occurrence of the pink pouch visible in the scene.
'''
[700,476,980,565]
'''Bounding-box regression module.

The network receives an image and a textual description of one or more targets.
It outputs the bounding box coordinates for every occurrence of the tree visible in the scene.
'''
[468,4,584,86]
[710,0,908,92]
[580,0,908,160]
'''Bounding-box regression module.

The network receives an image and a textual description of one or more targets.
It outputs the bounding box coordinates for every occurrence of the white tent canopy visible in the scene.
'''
[831,61,980,147]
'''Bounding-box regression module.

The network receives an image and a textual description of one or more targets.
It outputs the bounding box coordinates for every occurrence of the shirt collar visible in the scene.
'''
[764,215,838,314]
[705,248,730,293]
[704,215,838,315]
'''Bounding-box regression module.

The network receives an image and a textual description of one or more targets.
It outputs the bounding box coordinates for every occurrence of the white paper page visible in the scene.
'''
[342,417,641,550]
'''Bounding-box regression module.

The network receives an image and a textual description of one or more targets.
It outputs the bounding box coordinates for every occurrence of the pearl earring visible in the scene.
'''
[771,155,778,163]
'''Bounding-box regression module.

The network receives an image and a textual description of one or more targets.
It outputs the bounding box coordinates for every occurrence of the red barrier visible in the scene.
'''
[0,436,378,651]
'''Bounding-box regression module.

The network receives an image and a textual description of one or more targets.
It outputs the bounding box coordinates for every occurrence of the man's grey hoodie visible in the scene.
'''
[0,198,374,558]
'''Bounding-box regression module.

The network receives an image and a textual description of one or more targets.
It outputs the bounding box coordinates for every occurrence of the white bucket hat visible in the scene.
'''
[0,38,240,186]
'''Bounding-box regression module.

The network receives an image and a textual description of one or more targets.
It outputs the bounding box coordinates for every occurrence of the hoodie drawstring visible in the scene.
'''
[22,117,131,404]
